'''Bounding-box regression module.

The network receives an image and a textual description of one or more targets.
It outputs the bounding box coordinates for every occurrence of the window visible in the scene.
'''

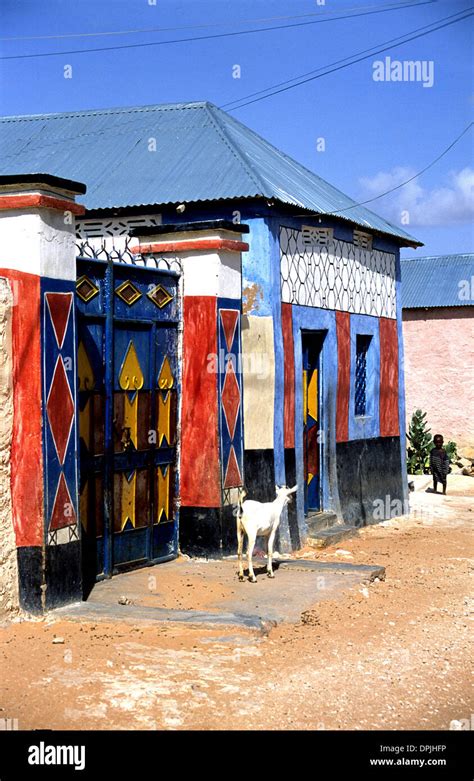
[353,230,373,250]
[355,335,372,416]
[302,225,334,247]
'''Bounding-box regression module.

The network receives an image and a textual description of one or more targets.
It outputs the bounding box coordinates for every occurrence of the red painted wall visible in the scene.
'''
[281,303,295,449]
[180,296,221,507]
[0,268,44,547]
[379,317,400,437]
[336,311,351,442]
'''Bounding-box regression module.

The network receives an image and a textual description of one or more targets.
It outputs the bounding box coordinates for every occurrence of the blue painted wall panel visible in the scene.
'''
[241,216,274,317]
[41,277,79,543]
[265,216,289,546]
[291,305,341,539]
[217,296,244,491]
[348,314,380,441]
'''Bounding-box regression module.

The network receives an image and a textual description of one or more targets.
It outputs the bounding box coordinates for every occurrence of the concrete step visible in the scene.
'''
[307,524,359,549]
[306,510,339,534]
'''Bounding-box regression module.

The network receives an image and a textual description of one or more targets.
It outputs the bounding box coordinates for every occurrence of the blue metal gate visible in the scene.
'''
[76,256,180,581]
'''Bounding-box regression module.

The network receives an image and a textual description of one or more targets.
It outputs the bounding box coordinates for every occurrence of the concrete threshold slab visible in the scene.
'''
[277,559,386,580]
[225,556,385,580]
[52,602,269,632]
[50,559,385,629]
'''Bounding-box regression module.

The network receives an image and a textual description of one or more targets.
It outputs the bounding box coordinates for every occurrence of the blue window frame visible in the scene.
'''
[355,335,372,417]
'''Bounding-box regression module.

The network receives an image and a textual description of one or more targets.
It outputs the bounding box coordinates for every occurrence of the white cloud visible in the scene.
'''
[359,166,474,227]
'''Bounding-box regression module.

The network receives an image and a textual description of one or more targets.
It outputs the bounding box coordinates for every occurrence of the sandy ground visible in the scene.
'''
[0,476,472,731]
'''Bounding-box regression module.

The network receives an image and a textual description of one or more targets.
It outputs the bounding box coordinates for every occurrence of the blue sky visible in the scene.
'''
[1,0,472,257]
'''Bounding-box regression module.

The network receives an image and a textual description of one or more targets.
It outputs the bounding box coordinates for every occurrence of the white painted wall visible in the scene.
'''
[0,209,77,281]
[180,250,241,299]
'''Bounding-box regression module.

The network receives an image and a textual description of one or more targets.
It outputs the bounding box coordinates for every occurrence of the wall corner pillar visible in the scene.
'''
[0,174,86,613]
[131,220,249,555]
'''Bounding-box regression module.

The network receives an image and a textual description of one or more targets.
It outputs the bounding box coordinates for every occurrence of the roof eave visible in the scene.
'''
[403,303,474,309]
[285,200,424,247]
[79,195,422,247]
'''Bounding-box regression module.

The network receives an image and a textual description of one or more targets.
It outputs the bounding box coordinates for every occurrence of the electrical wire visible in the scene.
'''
[0,0,435,42]
[329,122,474,214]
[220,6,469,110]
[0,0,441,60]
[222,7,473,111]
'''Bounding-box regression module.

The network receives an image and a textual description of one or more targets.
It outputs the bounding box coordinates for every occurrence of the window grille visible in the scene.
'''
[355,335,372,416]
[302,225,334,247]
[353,230,373,250]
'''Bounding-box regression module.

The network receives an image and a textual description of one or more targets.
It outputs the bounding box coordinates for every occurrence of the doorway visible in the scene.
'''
[302,331,324,515]
[76,256,180,590]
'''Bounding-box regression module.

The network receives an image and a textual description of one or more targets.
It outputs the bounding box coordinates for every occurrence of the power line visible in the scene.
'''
[0,1,435,42]
[222,7,474,111]
[220,6,467,110]
[0,0,438,60]
[331,122,474,214]
[0,9,470,161]
[281,123,473,223]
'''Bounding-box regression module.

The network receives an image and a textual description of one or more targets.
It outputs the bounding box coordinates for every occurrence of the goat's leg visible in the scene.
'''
[237,523,245,582]
[247,533,257,583]
[267,530,276,578]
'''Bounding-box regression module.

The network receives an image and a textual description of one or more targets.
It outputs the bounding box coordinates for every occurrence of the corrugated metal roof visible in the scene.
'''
[401,254,474,308]
[0,101,420,246]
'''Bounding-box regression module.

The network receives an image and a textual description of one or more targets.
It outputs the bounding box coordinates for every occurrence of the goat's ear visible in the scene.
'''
[288,484,298,494]
[275,484,281,491]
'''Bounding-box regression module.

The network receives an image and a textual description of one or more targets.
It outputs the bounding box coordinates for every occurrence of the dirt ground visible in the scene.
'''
[0,475,472,731]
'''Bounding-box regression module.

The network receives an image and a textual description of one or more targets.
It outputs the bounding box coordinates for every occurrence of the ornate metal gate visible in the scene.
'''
[75,248,180,581]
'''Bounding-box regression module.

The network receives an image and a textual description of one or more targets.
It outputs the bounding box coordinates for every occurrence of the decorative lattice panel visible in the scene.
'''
[76,236,182,273]
[75,216,182,271]
[280,226,396,319]
[76,215,162,239]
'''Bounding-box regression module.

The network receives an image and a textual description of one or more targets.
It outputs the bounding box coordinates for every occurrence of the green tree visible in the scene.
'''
[407,409,433,475]
[445,440,458,464]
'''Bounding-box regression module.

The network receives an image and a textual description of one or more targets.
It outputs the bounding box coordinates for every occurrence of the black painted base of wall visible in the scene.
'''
[17,546,43,614]
[179,505,240,557]
[336,436,405,527]
[243,448,280,553]
[179,449,307,557]
[284,448,300,549]
[243,449,275,502]
[17,541,82,614]
[179,507,222,556]
[221,504,237,555]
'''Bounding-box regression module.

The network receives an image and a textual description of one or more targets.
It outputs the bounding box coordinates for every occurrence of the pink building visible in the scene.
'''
[401,254,474,454]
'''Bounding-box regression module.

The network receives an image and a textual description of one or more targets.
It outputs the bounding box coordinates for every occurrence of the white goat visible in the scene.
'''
[237,485,298,582]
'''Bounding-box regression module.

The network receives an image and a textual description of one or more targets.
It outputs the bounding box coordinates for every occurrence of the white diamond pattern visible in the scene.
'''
[280,226,396,318]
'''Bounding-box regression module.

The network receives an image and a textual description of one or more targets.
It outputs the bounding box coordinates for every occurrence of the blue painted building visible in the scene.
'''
[0,101,422,578]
